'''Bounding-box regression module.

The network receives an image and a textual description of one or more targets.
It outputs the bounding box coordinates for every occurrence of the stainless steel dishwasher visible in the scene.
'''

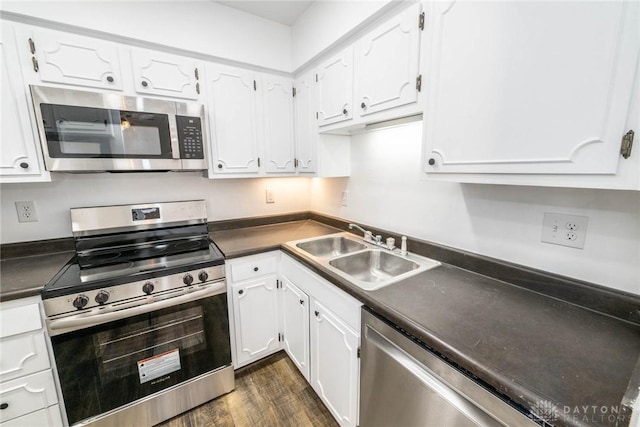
[359,308,539,427]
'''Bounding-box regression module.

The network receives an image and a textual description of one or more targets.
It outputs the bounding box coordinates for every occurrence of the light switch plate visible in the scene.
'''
[541,212,588,249]
[265,189,275,204]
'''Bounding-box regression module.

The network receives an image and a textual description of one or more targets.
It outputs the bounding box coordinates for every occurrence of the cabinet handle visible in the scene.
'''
[238,290,244,295]
[141,81,148,87]
[299,299,304,305]
[361,102,366,109]
[32,56,39,73]
[19,162,29,169]
[106,76,114,83]
[0,403,8,410]
[217,164,223,169]
[196,82,200,94]
[253,267,259,272]
[428,158,436,166]
[314,310,319,317]
[343,108,348,116]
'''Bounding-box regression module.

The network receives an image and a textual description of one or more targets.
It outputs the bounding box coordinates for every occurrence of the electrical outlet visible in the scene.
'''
[265,189,275,204]
[15,201,39,223]
[341,191,349,207]
[541,213,588,249]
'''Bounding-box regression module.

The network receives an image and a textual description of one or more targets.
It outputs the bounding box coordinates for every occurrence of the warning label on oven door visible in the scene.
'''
[137,349,181,384]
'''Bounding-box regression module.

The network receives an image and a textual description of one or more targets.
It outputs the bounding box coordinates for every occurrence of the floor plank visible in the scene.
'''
[157,352,339,427]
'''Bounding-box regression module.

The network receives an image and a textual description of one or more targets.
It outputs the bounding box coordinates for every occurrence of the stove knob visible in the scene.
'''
[183,273,194,285]
[72,294,89,309]
[95,291,110,305]
[142,282,155,295]
[198,271,209,282]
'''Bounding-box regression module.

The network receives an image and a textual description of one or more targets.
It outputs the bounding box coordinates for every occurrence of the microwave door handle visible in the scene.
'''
[47,281,225,336]
[168,114,180,159]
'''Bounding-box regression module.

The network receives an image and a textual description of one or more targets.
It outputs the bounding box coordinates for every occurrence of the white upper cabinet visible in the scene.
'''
[294,73,318,174]
[130,49,202,100]
[207,64,260,174]
[20,27,122,90]
[316,47,354,126]
[0,24,48,182]
[262,75,296,173]
[423,0,639,176]
[354,3,422,117]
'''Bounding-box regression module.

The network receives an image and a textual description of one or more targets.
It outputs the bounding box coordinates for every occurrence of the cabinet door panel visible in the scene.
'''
[355,4,421,116]
[131,49,200,100]
[310,299,359,427]
[232,277,279,366]
[281,277,310,380]
[0,370,58,423]
[294,73,318,173]
[0,26,44,180]
[263,75,295,173]
[423,1,638,175]
[208,65,260,174]
[29,29,122,90]
[317,47,354,126]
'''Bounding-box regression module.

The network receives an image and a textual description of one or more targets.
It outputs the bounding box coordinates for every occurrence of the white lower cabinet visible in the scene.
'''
[280,276,310,380]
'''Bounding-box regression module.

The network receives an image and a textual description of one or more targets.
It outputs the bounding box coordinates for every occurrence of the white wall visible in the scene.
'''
[0,174,310,243]
[0,0,293,71]
[310,122,640,295]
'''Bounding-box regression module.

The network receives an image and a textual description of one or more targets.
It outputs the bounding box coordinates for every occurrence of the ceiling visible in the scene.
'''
[216,1,314,26]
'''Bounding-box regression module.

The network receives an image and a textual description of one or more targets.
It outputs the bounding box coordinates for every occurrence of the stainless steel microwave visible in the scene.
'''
[30,85,207,172]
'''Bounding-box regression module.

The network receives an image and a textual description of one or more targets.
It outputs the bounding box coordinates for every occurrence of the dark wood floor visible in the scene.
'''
[158,352,339,427]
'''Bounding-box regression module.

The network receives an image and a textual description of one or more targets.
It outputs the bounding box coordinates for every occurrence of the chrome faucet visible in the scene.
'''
[348,223,396,251]
[348,223,373,242]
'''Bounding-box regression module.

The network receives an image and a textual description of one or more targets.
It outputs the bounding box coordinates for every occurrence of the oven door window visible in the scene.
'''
[40,104,173,158]
[51,294,231,425]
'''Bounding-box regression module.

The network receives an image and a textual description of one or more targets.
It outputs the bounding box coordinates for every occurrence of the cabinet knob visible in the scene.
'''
[106,76,114,83]
[141,80,148,87]
[428,158,436,166]
[299,299,304,305]
[361,102,366,109]
[314,310,319,317]
[0,403,8,410]
[217,164,223,169]
[253,267,259,272]
[343,108,348,116]
[19,162,29,169]
[239,289,244,295]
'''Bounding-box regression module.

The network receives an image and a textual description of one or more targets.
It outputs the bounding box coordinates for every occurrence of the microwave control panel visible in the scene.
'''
[176,116,204,159]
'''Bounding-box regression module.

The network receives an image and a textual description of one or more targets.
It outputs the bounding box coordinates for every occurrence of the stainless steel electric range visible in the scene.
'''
[41,200,233,427]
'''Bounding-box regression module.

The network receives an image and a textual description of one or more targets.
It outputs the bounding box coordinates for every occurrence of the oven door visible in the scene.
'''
[51,290,231,426]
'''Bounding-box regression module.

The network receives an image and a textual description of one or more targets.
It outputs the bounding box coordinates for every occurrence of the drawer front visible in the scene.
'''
[2,404,63,427]
[0,331,50,383]
[229,253,278,283]
[0,303,41,339]
[0,370,58,423]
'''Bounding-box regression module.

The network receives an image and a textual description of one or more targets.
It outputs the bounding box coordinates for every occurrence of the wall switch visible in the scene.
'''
[541,212,588,249]
[15,201,39,223]
[341,191,349,207]
[265,189,275,204]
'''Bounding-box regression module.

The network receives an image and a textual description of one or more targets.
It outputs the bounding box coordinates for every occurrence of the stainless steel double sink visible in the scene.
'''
[285,233,441,291]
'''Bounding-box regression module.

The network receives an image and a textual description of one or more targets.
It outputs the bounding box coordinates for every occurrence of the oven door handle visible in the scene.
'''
[47,281,225,336]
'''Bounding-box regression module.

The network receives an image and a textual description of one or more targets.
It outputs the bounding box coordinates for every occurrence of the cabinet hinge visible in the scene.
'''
[292,87,296,97]
[294,158,298,168]
[315,74,318,83]
[257,157,261,168]
[253,80,257,91]
[357,347,361,358]
[196,82,200,95]
[31,57,39,73]
[28,38,36,54]
[316,112,319,120]
[416,74,422,92]
[419,12,425,30]
[621,130,634,159]
[194,67,199,80]
[278,333,282,342]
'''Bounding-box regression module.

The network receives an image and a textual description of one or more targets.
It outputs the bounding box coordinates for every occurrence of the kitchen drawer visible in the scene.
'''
[0,331,50,383]
[229,252,278,282]
[0,369,58,423]
[2,404,63,427]
[0,303,41,339]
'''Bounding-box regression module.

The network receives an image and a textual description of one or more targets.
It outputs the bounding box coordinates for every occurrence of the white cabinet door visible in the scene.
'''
[0,25,46,181]
[310,299,359,427]
[231,276,280,367]
[354,3,422,117]
[281,276,310,380]
[262,75,296,173]
[316,47,354,126]
[24,28,122,90]
[423,0,639,175]
[130,49,201,100]
[294,73,318,174]
[0,370,58,423]
[207,64,260,174]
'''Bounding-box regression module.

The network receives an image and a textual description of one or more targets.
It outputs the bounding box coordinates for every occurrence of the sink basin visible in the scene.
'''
[329,250,421,283]
[296,236,367,259]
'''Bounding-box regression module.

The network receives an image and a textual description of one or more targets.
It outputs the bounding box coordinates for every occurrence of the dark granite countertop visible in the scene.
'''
[0,251,74,301]
[212,219,640,427]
